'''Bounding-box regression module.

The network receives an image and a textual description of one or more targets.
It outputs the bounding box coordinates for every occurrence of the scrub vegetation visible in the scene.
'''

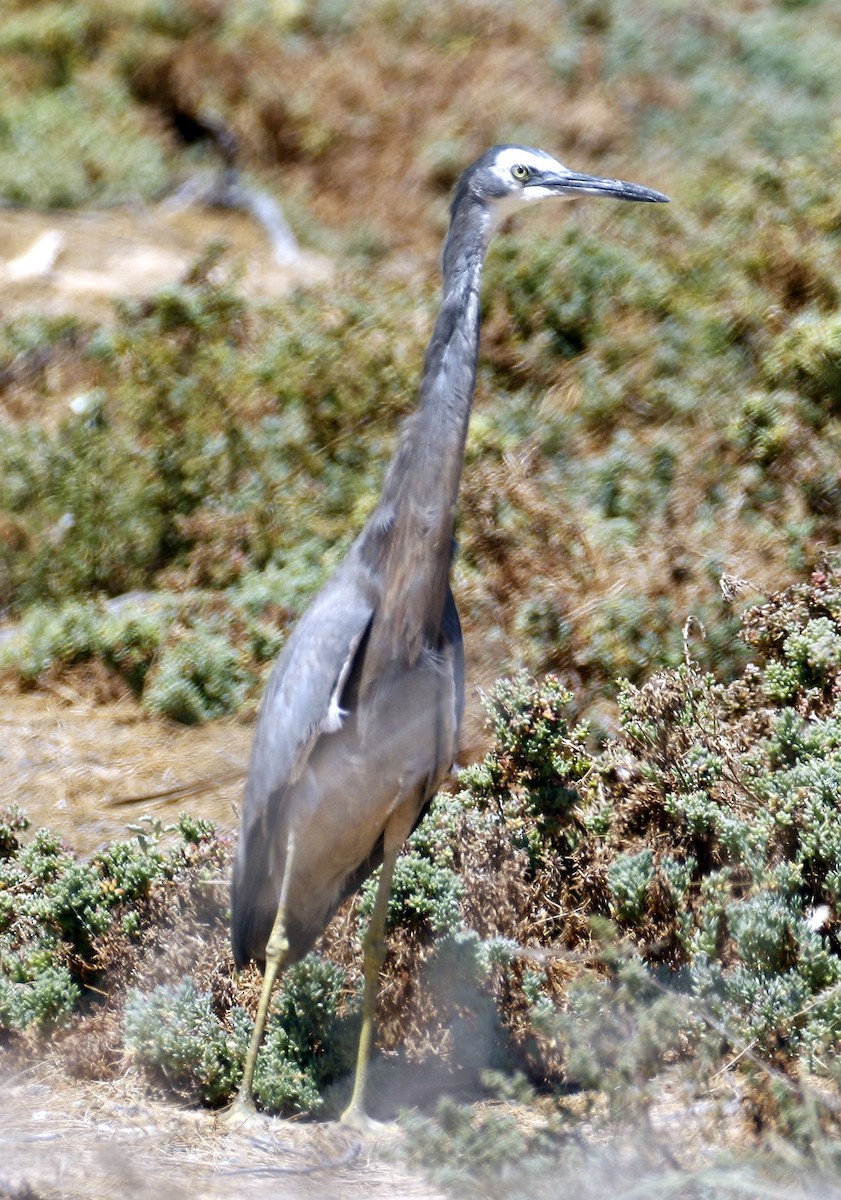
[3,0,841,1195]
[5,570,841,1194]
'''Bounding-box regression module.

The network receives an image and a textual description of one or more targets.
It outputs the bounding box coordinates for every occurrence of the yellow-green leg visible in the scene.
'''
[227,901,290,1120]
[339,839,400,1128]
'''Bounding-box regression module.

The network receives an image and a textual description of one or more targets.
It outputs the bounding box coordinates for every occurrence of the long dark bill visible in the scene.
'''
[542,171,670,203]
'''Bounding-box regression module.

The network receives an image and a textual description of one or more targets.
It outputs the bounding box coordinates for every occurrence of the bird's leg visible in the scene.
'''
[227,901,289,1121]
[339,833,401,1129]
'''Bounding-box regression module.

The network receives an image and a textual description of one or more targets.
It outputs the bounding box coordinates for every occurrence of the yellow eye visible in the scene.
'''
[511,163,531,182]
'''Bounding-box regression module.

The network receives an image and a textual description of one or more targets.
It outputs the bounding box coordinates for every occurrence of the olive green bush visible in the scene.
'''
[397,567,841,1195]
[124,979,244,1107]
[5,566,841,1195]
[0,265,420,612]
[0,811,221,1034]
[124,567,841,1122]
[0,594,269,721]
[125,956,355,1115]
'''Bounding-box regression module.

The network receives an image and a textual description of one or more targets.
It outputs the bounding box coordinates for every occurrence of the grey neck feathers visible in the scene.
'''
[376,197,493,527]
[355,193,493,656]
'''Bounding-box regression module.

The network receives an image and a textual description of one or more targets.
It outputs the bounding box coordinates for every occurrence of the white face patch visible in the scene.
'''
[492,146,565,177]
[486,147,574,230]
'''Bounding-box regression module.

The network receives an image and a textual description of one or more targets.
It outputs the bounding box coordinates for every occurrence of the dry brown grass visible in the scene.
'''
[0,1060,443,1200]
[122,0,663,254]
[1,686,248,854]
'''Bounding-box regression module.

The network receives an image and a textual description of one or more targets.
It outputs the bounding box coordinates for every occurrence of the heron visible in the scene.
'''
[229,145,668,1126]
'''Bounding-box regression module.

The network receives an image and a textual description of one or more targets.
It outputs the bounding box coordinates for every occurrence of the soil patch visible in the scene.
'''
[0,1062,443,1200]
[1,687,249,854]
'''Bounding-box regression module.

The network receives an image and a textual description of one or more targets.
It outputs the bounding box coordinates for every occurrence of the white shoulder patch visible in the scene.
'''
[323,693,347,733]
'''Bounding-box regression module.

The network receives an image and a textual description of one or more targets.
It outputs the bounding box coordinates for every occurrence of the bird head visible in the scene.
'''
[457,145,669,228]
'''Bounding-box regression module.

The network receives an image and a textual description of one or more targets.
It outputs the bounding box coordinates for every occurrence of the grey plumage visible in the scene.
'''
[228,144,667,1124]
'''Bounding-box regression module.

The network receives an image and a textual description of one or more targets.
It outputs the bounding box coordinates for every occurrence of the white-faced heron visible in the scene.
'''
[229,145,669,1126]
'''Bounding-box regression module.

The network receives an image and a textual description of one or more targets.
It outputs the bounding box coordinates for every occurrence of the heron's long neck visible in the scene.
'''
[379,202,490,536]
[360,199,492,651]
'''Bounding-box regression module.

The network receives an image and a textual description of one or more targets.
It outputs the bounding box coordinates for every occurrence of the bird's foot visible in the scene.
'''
[222,1091,262,1131]
[337,1104,393,1138]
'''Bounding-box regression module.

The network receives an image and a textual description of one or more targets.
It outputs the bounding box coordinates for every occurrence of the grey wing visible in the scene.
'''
[333,582,465,908]
[231,576,375,967]
[245,586,374,800]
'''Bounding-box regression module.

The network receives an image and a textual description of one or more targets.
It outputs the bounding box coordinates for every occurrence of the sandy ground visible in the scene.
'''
[0,201,331,323]
[0,1061,444,1200]
[1,687,249,853]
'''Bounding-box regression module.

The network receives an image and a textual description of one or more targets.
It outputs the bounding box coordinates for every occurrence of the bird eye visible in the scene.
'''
[510,163,531,181]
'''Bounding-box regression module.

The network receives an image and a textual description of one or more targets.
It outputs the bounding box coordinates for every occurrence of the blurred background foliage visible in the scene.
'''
[3,0,841,1194]
[1,0,840,735]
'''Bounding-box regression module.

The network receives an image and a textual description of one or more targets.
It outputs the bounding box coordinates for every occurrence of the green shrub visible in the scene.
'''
[458,672,591,858]
[607,849,654,923]
[125,979,244,1106]
[0,593,274,723]
[360,849,464,939]
[0,961,81,1032]
[126,955,354,1116]
[0,810,222,1034]
[767,311,841,418]
[0,82,169,208]
[1,601,104,683]
[255,956,354,1115]
[484,229,665,370]
[552,955,688,1108]
[143,627,248,723]
[97,603,169,694]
